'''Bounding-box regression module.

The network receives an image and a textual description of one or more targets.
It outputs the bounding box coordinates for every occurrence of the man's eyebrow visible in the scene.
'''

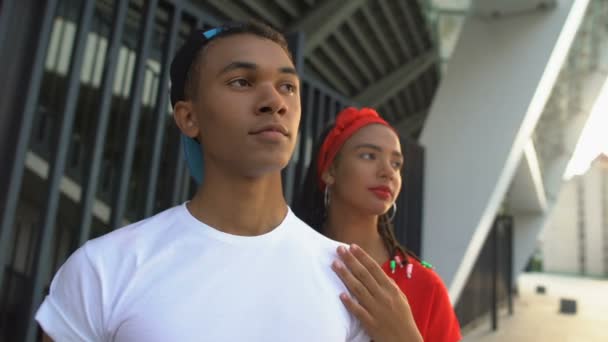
[279,67,298,76]
[218,61,299,77]
[218,61,257,76]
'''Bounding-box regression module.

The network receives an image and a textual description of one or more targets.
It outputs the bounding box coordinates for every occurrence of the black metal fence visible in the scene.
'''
[455,215,514,331]
[0,1,424,341]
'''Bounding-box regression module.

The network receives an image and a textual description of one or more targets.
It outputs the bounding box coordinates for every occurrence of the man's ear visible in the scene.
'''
[173,100,199,138]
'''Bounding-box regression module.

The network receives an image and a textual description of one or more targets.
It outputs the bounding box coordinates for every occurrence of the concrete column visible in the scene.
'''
[419,0,589,302]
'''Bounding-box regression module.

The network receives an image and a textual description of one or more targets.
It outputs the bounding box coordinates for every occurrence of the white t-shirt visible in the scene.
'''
[36,204,369,342]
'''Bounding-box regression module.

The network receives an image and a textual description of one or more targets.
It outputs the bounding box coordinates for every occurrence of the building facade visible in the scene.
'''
[542,154,608,277]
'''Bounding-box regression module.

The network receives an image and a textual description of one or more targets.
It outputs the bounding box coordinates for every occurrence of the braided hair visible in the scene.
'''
[292,124,418,265]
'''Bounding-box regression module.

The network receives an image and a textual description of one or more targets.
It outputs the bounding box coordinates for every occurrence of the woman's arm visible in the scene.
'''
[333,245,422,342]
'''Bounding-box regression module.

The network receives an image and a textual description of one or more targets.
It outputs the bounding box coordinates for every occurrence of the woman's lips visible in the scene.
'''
[369,187,392,200]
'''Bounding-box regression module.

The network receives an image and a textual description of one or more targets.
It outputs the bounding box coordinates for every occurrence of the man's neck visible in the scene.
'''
[324,200,390,265]
[187,169,288,236]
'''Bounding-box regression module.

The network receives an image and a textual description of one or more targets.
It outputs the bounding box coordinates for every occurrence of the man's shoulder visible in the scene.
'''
[285,210,346,254]
[288,210,341,241]
[84,205,184,259]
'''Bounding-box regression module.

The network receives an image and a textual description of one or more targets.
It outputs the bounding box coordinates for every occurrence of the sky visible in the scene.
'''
[563,77,608,179]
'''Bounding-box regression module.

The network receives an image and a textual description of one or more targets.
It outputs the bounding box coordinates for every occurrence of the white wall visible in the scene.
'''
[541,158,608,276]
[541,180,579,273]
[584,165,604,276]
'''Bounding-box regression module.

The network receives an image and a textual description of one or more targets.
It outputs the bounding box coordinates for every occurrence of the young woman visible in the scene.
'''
[294,107,462,342]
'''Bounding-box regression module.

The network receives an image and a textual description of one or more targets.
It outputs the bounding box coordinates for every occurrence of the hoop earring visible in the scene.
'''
[324,186,331,209]
[386,202,397,222]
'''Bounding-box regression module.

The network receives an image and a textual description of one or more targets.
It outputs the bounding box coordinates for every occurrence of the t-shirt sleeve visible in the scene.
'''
[35,243,105,342]
[425,277,462,342]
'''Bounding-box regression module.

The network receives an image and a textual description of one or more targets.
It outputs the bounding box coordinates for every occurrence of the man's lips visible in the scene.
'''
[249,123,289,136]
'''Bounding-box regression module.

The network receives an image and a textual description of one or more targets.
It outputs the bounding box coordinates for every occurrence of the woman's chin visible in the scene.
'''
[360,203,390,217]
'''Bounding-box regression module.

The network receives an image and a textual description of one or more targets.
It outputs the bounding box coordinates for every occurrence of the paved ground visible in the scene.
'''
[462,272,608,342]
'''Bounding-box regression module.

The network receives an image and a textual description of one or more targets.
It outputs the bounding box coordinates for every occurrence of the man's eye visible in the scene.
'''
[228,79,250,88]
[280,83,297,94]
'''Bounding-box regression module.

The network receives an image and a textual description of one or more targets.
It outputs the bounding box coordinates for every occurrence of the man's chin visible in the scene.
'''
[240,159,291,179]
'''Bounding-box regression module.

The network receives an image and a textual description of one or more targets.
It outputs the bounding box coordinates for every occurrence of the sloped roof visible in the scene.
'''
[194,0,440,135]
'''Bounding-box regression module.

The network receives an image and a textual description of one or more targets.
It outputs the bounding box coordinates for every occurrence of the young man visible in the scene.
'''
[36,22,368,341]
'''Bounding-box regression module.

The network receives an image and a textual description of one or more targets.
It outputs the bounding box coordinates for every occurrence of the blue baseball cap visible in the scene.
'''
[170,28,223,185]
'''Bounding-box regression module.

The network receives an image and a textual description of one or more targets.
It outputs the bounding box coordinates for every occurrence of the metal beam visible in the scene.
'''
[398,0,427,52]
[433,8,470,16]
[413,81,427,111]
[110,0,159,228]
[345,17,386,75]
[283,31,306,204]
[378,0,413,59]
[0,0,58,309]
[160,0,221,27]
[171,143,187,205]
[275,0,299,18]
[287,0,368,55]
[159,0,221,27]
[390,97,405,123]
[354,52,436,106]
[78,0,130,246]
[360,5,399,68]
[333,30,375,82]
[0,0,16,60]
[403,85,416,113]
[397,90,411,119]
[144,5,183,217]
[507,140,548,214]
[319,41,363,89]
[420,70,433,100]
[394,110,428,138]
[24,2,96,340]
[405,82,422,113]
[206,0,251,22]
[307,54,351,96]
[242,0,283,28]
[381,101,394,122]
[302,73,353,105]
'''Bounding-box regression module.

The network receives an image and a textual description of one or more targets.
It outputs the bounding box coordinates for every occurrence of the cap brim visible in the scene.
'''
[181,134,203,185]
[175,27,223,185]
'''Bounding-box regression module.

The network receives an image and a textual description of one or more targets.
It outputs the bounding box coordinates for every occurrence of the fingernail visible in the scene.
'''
[332,260,343,270]
[340,293,349,301]
[338,246,346,255]
[350,244,359,252]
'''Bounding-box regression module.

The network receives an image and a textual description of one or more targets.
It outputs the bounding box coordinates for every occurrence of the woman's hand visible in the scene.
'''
[332,244,422,342]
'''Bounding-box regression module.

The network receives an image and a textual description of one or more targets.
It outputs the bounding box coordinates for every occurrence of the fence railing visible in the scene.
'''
[455,215,514,331]
[0,1,424,341]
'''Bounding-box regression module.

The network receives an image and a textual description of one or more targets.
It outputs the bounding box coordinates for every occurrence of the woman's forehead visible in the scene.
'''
[345,125,401,150]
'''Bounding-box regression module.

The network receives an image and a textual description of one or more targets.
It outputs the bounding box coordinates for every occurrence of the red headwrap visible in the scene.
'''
[317,107,393,191]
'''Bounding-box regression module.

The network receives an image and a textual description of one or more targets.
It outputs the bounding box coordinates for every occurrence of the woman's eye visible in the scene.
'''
[360,153,375,160]
[228,79,250,88]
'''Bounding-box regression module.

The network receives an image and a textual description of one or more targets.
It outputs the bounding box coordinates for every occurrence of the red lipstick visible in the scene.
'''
[368,186,392,200]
